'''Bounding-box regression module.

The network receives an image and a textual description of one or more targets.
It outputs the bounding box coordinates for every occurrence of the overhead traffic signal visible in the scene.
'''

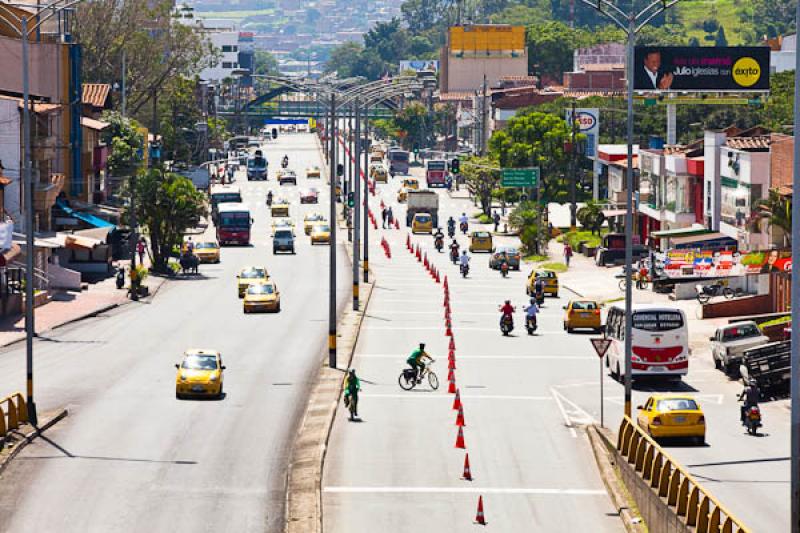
[347,192,354,207]
[450,158,460,174]
[336,163,344,177]
[271,128,278,139]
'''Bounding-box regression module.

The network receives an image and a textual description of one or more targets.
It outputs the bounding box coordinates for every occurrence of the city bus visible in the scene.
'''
[216,203,253,245]
[387,149,410,175]
[604,304,689,380]
[210,184,242,223]
[425,159,448,187]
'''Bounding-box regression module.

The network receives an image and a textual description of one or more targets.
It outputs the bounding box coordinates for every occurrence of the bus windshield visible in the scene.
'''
[389,151,409,162]
[632,311,684,332]
[212,192,241,204]
[248,157,267,169]
[219,212,251,228]
[427,161,447,171]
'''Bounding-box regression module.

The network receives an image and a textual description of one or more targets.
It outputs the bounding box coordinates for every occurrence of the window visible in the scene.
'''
[222,62,233,68]
[221,45,238,53]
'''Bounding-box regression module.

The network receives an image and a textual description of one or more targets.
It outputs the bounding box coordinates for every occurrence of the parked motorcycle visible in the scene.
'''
[500,315,514,336]
[116,269,125,290]
[696,280,735,304]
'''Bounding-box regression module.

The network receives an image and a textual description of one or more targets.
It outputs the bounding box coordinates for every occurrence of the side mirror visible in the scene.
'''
[709,336,715,341]
[562,305,567,310]
[221,365,227,370]
[636,405,644,410]
[174,364,180,369]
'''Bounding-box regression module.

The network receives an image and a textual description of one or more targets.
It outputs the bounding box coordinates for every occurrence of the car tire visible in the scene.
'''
[291,248,295,254]
[694,435,705,446]
[563,322,567,331]
[713,356,722,370]
[176,392,182,400]
[567,326,573,333]
[218,385,224,399]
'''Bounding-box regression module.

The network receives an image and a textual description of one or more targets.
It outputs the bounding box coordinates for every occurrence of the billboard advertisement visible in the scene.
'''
[633,46,770,93]
[659,248,791,279]
[399,60,439,73]
[565,108,599,158]
[449,25,525,56]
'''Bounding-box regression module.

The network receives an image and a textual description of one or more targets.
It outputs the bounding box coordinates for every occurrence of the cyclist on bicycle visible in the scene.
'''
[344,368,361,419]
[407,343,433,383]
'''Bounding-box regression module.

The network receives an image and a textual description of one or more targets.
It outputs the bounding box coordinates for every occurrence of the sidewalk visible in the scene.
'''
[0,261,167,348]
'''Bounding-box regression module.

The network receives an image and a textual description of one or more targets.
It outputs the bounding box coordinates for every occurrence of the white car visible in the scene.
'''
[710,321,769,374]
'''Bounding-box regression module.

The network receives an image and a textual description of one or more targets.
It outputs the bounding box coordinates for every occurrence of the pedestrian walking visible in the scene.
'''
[387,207,394,228]
[492,211,500,232]
[381,208,388,229]
[564,243,573,267]
[136,238,146,265]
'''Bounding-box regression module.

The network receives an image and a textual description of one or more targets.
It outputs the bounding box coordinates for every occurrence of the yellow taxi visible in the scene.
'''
[237,266,269,297]
[271,197,290,218]
[243,281,281,313]
[306,166,321,179]
[371,164,388,183]
[194,241,220,263]
[527,269,559,297]
[304,213,327,235]
[563,300,602,333]
[397,187,409,203]
[310,223,331,245]
[411,212,433,234]
[271,218,295,235]
[175,349,225,399]
[402,178,419,190]
[637,395,706,444]
[469,231,493,253]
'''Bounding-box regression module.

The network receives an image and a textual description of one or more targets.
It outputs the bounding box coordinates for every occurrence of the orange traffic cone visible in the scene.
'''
[449,337,456,351]
[444,276,449,290]
[452,389,462,410]
[475,496,486,525]
[406,234,411,250]
[449,348,455,358]
[447,368,455,382]
[445,326,453,337]
[394,219,400,229]
[462,453,472,481]
[456,405,465,427]
[448,376,457,394]
[436,270,441,283]
[455,426,465,448]
[424,254,429,268]
[448,357,456,370]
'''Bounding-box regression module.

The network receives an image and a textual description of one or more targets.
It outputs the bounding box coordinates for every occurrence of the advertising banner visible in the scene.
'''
[399,60,439,73]
[633,46,770,93]
[566,108,599,158]
[659,248,791,279]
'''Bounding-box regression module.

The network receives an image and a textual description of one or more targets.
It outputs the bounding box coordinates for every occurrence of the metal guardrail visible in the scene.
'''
[0,392,29,450]
[617,416,750,533]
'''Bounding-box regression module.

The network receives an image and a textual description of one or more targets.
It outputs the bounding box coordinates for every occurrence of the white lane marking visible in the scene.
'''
[323,486,607,495]
[550,387,578,438]
[360,326,566,335]
[363,393,553,400]
[353,353,595,361]
[552,388,597,425]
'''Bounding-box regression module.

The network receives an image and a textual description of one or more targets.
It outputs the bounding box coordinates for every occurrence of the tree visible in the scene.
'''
[760,189,792,246]
[253,50,279,76]
[393,102,430,151]
[715,26,728,47]
[526,21,577,81]
[576,200,605,235]
[74,0,214,117]
[133,169,207,272]
[325,42,364,77]
[101,111,145,178]
[462,156,501,217]
[508,200,545,254]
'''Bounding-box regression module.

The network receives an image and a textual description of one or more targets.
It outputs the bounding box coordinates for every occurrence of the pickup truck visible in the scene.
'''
[710,321,769,374]
[742,341,791,396]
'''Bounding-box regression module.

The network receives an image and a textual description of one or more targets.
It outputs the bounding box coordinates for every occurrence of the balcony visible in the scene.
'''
[33,173,65,213]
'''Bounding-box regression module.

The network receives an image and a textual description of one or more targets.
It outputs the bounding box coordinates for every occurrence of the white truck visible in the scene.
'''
[406,190,439,228]
[710,321,769,374]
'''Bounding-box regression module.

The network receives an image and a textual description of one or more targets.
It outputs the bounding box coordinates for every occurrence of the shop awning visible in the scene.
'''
[651,224,708,238]
[55,198,115,229]
[602,209,628,217]
[669,231,733,247]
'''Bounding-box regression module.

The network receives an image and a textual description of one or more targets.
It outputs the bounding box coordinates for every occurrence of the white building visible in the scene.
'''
[769,34,795,74]
[175,5,245,82]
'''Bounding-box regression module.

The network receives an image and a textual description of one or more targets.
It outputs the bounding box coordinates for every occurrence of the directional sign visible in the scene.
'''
[501,167,539,188]
[590,338,612,358]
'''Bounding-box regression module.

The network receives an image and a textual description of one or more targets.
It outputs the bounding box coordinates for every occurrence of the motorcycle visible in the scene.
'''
[525,314,537,335]
[281,156,289,169]
[460,221,468,235]
[460,263,469,278]
[434,236,444,252]
[115,269,125,289]
[266,193,273,207]
[500,315,514,336]
[535,290,545,306]
[450,248,459,264]
[447,225,455,238]
[696,280,735,304]
[743,405,762,436]
[500,262,509,278]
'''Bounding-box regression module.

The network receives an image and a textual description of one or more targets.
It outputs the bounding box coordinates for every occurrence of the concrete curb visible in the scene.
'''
[0,408,68,477]
[284,133,376,533]
[586,425,646,533]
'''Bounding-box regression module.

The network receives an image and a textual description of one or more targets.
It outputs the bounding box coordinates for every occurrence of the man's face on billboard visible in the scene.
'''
[644,52,661,73]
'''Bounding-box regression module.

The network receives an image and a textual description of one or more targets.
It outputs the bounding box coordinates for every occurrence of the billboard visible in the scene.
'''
[399,60,439,73]
[449,25,525,56]
[633,47,770,93]
[659,248,791,279]
[566,108,599,158]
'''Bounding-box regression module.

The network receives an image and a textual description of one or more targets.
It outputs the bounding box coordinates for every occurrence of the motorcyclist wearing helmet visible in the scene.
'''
[738,378,760,424]
[449,239,460,262]
[266,190,274,206]
[447,216,456,237]
[498,300,515,326]
[524,297,539,325]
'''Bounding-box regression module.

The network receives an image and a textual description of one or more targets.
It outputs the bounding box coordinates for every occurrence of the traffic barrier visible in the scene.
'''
[616,416,750,533]
[455,426,465,448]
[462,453,472,481]
[0,392,28,450]
[474,496,486,525]
[452,389,462,410]
[456,405,465,427]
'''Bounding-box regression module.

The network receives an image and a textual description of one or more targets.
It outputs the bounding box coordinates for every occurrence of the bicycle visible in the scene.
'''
[618,271,650,291]
[398,360,439,391]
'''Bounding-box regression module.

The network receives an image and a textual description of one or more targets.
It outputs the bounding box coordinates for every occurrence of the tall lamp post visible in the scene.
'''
[791,3,800,530]
[580,0,680,419]
[0,0,83,426]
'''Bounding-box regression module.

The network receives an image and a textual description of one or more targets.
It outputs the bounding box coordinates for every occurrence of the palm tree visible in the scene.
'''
[760,188,791,246]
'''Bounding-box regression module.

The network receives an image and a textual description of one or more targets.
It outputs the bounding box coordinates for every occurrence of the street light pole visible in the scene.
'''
[363,103,370,283]
[352,99,361,310]
[790,3,800,530]
[328,93,337,368]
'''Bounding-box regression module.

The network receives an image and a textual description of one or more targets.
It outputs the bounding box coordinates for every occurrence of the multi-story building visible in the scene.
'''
[175,6,247,82]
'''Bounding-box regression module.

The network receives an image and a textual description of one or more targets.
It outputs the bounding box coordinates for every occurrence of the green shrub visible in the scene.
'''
[540,261,567,273]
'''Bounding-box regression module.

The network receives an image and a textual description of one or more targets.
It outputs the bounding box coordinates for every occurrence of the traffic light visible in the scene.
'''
[450,158,460,174]
[337,163,344,177]
[271,128,278,139]
[347,192,354,207]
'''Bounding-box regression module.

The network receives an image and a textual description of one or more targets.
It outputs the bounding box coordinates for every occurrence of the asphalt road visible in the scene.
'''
[322,162,623,531]
[0,133,350,533]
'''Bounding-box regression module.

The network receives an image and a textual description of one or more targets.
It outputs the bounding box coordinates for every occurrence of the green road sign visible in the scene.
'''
[502,167,539,188]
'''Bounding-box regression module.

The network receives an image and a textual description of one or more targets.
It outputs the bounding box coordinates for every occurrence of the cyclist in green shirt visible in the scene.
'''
[407,343,433,383]
[344,368,361,419]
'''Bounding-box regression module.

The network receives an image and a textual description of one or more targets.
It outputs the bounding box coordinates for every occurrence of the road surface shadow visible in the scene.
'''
[687,455,787,469]
[632,379,699,393]
[22,435,198,465]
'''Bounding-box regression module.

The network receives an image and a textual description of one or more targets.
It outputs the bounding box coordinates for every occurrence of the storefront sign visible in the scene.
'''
[660,248,790,279]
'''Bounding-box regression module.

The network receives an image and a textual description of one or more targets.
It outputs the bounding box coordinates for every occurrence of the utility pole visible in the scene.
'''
[363,103,370,283]
[352,99,361,310]
[328,93,337,368]
[121,50,126,117]
[569,100,578,230]
[790,3,800,531]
